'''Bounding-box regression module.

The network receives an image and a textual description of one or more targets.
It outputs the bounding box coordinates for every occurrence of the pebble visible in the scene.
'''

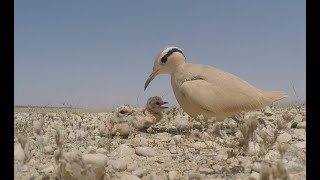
[40,165,54,174]
[198,167,214,174]
[14,143,25,162]
[84,146,97,154]
[108,158,128,171]
[287,161,306,173]
[277,133,292,143]
[127,161,139,172]
[121,175,142,180]
[297,121,306,129]
[294,141,306,149]
[155,133,172,142]
[44,145,55,155]
[96,148,107,154]
[172,135,182,144]
[132,167,148,178]
[193,142,207,150]
[135,147,156,157]
[293,114,304,123]
[293,129,305,136]
[249,171,260,180]
[248,142,260,155]
[168,170,178,180]
[108,144,135,158]
[133,137,149,147]
[173,115,190,130]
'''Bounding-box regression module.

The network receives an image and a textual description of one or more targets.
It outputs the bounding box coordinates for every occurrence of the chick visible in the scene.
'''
[131,96,168,131]
[111,104,136,137]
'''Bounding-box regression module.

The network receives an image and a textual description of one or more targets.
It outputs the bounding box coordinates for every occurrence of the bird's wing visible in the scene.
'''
[180,79,266,116]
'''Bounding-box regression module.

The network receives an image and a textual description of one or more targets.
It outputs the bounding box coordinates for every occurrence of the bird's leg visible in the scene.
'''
[232,113,245,126]
[201,117,209,134]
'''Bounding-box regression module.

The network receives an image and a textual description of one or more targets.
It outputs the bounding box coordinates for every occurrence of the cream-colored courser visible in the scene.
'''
[144,46,288,120]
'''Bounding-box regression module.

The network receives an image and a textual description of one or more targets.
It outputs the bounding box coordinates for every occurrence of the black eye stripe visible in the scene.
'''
[161,48,185,63]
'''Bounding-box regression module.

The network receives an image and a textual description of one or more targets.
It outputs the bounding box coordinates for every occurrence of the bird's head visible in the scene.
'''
[146,96,168,113]
[144,46,186,90]
[115,104,135,117]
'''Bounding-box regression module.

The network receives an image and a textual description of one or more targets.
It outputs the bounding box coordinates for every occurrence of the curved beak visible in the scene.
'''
[144,69,159,91]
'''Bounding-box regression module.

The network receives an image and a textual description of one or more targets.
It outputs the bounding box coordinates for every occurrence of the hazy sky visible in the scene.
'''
[14,0,306,108]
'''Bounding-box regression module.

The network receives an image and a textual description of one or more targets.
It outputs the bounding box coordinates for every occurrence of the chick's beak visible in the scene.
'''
[161,101,169,108]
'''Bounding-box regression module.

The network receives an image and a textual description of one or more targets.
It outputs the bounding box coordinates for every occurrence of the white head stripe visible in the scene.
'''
[161,46,183,56]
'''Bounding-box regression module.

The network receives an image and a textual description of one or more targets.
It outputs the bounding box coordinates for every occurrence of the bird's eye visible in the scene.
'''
[161,57,167,64]
[155,102,160,105]
[119,110,126,114]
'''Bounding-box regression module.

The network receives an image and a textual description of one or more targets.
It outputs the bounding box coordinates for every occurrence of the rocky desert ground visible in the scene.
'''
[14,103,306,180]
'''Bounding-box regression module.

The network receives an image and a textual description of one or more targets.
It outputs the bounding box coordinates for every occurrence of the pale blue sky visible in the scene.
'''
[14,0,306,108]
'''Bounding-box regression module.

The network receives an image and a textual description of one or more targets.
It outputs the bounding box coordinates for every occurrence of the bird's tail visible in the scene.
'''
[264,91,288,102]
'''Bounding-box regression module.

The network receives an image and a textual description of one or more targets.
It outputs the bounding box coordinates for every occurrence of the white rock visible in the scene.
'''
[127,161,139,172]
[252,162,260,173]
[135,147,156,157]
[20,164,29,172]
[287,161,305,173]
[94,135,101,141]
[294,141,306,149]
[121,175,142,180]
[248,142,260,155]
[264,150,279,161]
[293,114,304,123]
[83,153,108,166]
[199,167,214,174]
[83,153,108,180]
[155,132,172,142]
[249,171,260,180]
[277,133,292,143]
[293,129,305,136]
[193,142,207,150]
[44,145,55,155]
[108,144,135,158]
[298,135,306,141]
[14,143,25,162]
[108,157,130,171]
[68,132,76,140]
[40,165,54,174]
[133,137,149,147]
[168,170,178,180]
[96,148,107,154]
[132,167,148,177]
[42,135,50,146]
[172,135,182,144]
[84,146,97,154]
[173,115,190,130]
[297,121,306,129]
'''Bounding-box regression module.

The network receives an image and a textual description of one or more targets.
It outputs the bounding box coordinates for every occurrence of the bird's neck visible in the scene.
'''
[144,108,162,120]
[170,54,186,72]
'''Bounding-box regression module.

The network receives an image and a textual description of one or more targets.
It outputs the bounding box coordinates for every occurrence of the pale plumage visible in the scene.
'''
[144,46,288,120]
[131,96,168,130]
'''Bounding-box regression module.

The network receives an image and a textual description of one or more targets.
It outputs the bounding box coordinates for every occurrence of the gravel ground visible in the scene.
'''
[14,105,306,180]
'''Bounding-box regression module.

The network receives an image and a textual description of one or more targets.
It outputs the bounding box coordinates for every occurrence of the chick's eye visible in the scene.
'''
[155,102,160,105]
[119,110,126,114]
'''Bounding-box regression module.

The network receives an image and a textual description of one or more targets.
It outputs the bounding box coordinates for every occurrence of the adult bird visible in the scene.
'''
[144,46,288,121]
